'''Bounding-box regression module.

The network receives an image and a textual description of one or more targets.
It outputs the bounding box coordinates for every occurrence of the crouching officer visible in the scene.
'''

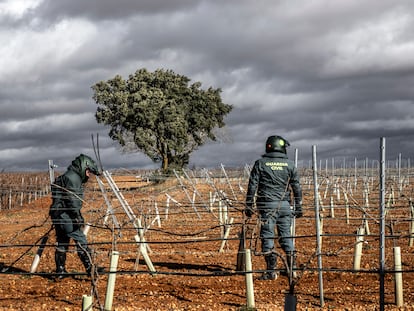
[49,154,101,279]
[245,135,303,280]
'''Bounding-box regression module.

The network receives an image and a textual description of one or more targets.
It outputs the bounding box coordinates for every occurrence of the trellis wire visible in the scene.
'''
[1,149,414,309]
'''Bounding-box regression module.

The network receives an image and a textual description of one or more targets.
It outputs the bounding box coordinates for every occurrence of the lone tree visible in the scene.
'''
[91,68,233,172]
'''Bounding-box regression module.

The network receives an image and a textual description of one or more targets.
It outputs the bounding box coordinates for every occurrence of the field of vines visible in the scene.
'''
[0,160,414,310]
[0,172,50,210]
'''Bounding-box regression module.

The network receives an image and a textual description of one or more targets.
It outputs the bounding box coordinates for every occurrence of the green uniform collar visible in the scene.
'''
[262,151,287,159]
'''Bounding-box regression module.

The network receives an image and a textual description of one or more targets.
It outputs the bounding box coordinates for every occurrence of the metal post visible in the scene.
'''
[354,157,357,192]
[48,160,55,184]
[398,153,402,194]
[379,137,386,311]
[312,145,324,307]
[291,149,299,248]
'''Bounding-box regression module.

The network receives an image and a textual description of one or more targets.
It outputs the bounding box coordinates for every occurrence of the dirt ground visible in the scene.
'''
[1,173,414,310]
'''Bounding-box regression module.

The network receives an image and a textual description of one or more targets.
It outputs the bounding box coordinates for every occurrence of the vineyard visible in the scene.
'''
[0,172,50,210]
[1,160,414,310]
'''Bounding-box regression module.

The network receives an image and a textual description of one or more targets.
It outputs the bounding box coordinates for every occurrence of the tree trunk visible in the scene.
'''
[162,155,168,172]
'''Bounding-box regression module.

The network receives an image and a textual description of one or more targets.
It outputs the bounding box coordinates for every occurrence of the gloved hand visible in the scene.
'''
[73,214,85,226]
[245,207,254,218]
[294,208,303,218]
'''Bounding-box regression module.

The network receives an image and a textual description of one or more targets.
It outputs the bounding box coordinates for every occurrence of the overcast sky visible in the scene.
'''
[1,0,413,172]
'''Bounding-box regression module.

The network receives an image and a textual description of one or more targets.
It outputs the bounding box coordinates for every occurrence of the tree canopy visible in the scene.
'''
[91,68,233,172]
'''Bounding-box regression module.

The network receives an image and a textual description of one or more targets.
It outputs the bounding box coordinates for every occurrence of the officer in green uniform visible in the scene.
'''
[245,135,302,280]
[49,154,100,278]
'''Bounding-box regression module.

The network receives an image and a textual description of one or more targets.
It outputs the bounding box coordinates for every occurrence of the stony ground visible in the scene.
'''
[1,174,414,310]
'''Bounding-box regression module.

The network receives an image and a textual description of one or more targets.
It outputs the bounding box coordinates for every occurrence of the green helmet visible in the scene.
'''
[265,135,290,154]
[71,154,100,182]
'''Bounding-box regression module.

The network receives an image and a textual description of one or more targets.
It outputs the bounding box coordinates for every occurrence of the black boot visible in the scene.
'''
[78,246,94,276]
[78,246,105,277]
[55,250,67,279]
[259,253,277,280]
[286,251,297,279]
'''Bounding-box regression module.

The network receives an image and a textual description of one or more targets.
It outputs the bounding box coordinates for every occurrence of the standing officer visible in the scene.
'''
[245,135,303,280]
[49,154,101,278]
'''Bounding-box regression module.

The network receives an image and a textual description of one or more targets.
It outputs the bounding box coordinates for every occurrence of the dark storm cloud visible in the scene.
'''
[31,0,199,22]
[1,0,413,171]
